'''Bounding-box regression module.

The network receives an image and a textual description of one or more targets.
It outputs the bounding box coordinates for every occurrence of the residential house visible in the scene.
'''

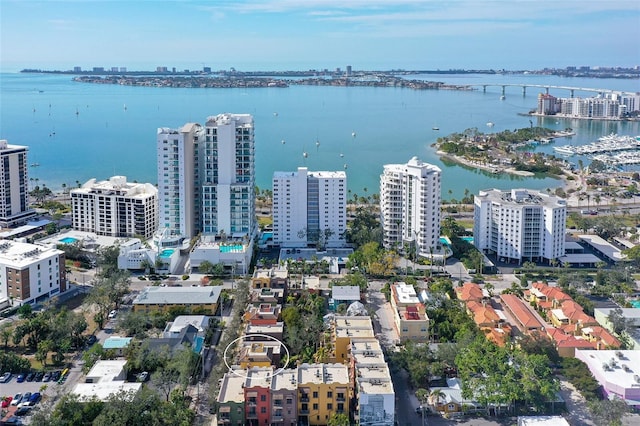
[245,367,273,425]
[73,360,141,401]
[244,303,281,326]
[270,369,298,425]
[103,336,132,357]
[500,294,545,334]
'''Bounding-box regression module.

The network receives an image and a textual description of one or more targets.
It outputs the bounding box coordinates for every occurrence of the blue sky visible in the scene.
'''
[1,0,639,72]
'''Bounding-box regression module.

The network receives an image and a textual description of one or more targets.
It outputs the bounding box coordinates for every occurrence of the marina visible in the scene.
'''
[553,133,640,156]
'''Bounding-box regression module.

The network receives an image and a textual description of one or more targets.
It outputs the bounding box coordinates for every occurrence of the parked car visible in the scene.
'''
[14,405,33,416]
[26,372,35,382]
[10,393,23,406]
[17,401,35,409]
[1,397,12,408]
[52,370,61,381]
[108,309,118,319]
[22,392,31,403]
[87,335,97,345]
[137,371,149,382]
[0,372,12,383]
[34,371,44,381]
[16,373,26,383]
[42,372,51,382]
[28,392,41,404]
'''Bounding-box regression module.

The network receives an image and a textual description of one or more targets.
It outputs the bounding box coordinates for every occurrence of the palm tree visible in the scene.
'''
[429,388,446,408]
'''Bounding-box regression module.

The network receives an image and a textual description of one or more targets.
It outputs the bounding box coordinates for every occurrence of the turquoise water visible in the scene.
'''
[159,249,174,258]
[259,232,273,244]
[220,244,244,253]
[439,237,451,245]
[631,300,640,308]
[59,237,78,244]
[461,236,474,244]
[1,73,638,198]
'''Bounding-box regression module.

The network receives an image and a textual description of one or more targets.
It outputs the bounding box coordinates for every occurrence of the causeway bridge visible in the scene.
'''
[463,83,636,98]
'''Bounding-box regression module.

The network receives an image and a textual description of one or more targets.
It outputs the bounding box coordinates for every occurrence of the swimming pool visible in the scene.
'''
[159,249,175,258]
[461,236,474,244]
[631,300,640,309]
[220,244,244,253]
[59,237,78,244]
[439,237,451,245]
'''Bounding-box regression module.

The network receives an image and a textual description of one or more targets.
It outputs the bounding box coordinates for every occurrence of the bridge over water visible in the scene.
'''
[463,83,636,98]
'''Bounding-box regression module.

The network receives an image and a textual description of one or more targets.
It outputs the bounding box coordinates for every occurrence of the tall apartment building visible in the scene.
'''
[157,113,256,241]
[0,140,35,227]
[157,123,202,240]
[473,189,566,264]
[297,363,350,426]
[272,167,346,248]
[380,157,441,258]
[202,113,255,237]
[0,239,66,306]
[70,176,158,239]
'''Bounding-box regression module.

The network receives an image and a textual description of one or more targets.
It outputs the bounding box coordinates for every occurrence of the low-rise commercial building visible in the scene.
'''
[132,286,221,314]
[575,350,640,408]
[73,360,141,401]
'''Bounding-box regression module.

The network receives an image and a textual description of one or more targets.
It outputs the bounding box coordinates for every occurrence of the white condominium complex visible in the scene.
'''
[157,114,256,240]
[0,239,66,306]
[272,167,346,248]
[71,176,158,239]
[157,123,202,239]
[0,140,35,227]
[380,157,441,257]
[474,189,566,264]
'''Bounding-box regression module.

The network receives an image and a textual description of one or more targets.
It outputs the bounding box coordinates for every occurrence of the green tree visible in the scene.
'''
[198,260,214,275]
[326,412,350,426]
[588,397,629,426]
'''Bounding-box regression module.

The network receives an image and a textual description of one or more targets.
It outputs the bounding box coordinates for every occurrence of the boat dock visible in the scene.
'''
[553,133,640,156]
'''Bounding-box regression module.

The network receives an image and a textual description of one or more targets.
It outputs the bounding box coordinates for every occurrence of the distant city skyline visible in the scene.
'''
[1,1,639,73]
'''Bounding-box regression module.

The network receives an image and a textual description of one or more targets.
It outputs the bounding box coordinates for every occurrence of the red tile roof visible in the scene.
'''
[500,294,544,331]
[455,282,484,302]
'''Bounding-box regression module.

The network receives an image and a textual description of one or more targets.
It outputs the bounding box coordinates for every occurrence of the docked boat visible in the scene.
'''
[553,145,575,155]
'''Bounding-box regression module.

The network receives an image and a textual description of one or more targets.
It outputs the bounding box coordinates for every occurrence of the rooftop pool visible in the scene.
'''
[159,249,175,258]
[220,244,244,253]
[631,300,640,309]
[59,237,79,244]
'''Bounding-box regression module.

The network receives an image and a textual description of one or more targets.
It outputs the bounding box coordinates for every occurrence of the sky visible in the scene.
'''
[1,0,639,72]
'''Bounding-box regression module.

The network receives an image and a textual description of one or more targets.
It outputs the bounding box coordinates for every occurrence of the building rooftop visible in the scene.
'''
[218,372,246,403]
[133,286,221,305]
[72,176,157,198]
[578,234,626,262]
[245,367,275,388]
[517,416,570,426]
[0,239,63,268]
[576,350,640,392]
[477,188,566,208]
[356,367,394,395]
[246,322,284,335]
[73,360,142,401]
[271,368,298,391]
[500,294,545,331]
[332,285,361,301]
[297,363,349,385]
[392,282,420,305]
[164,315,210,335]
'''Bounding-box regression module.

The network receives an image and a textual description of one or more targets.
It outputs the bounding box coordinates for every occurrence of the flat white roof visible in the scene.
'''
[578,234,627,262]
[0,239,63,268]
[518,416,570,426]
[332,285,360,301]
[393,282,420,304]
[576,350,640,391]
[73,382,141,401]
[133,286,221,305]
[218,373,246,403]
[298,363,349,385]
[0,219,50,238]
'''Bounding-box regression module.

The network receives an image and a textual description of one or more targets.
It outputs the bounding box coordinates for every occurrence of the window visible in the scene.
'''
[313,403,318,410]
[327,403,333,410]
[327,391,333,398]
[260,395,266,402]
[312,391,318,398]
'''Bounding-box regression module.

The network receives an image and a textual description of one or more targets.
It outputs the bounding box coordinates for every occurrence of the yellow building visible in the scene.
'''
[390,283,429,342]
[331,316,375,363]
[297,363,350,425]
[238,341,282,369]
[132,286,221,314]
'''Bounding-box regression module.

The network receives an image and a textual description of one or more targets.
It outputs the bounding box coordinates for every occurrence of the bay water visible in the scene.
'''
[0,72,638,199]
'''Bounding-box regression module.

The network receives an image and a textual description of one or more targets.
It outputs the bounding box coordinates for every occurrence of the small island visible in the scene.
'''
[432,126,579,191]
